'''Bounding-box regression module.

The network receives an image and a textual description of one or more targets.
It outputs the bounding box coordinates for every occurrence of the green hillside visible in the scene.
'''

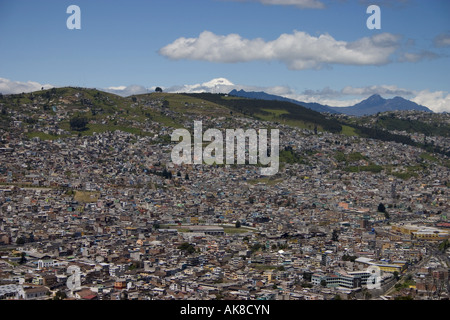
[375,115,450,137]
[182,93,343,133]
[1,87,448,158]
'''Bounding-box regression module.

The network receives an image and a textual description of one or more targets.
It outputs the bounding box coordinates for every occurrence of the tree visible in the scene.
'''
[155,87,163,92]
[235,220,241,228]
[377,203,386,213]
[393,271,400,281]
[363,288,372,299]
[19,252,27,264]
[302,272,312,282]
[250,242,262,253]
[178,242,195,254]
[439,239,450,252]
[70,116,88,131]
[331,229,339,242]
[53,290,67,300]
[343,254,357,262]
[162,168,172,179]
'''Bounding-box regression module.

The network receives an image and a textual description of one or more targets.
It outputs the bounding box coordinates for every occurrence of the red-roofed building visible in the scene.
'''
[75,288,98,300]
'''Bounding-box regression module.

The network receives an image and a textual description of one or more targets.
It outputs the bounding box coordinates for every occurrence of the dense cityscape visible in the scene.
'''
[0,88,449,301]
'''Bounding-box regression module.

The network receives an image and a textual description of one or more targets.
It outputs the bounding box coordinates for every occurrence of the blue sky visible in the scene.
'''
[1,0,450,111]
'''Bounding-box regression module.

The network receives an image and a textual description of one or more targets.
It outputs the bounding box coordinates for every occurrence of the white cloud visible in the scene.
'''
[300,87,341,98]
[340,85,414,97]
[292,85,450,112]
[166,78,237,94]
[159,30,401,70]
[102,85,151,97]
[0,77,54,94]
[398,51,439,63]
[411,90,450,113]
[225,0,325,9]
[165,77,297,96]
[164,78,450,112]
[299,86,450,112]
[433,33,450,48]
[163,78,369,108]
[284,93,362,107]
[358,0,413,8]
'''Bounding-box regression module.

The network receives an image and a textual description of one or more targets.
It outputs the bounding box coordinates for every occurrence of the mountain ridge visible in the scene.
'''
[331,94,433,116]
[229,89,433,116]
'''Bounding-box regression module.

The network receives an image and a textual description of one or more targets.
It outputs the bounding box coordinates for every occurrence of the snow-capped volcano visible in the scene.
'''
[201,78,234,87]
[166,78,236,93]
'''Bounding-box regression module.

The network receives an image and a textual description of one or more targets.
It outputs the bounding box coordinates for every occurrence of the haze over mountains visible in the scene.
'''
[331,94,433,116]
[229,89,433,116]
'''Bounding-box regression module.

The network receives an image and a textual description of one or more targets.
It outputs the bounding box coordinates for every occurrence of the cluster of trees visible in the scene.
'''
[353,124,417,146]
[147,167,189,180]
[335,151,367,164]
[348,123,449,157]
[342,254,357,262]
[378,203,390,219]
[377,116,449,138]
[249,242,267,253]
[146,167,173,179]
[439,239,450,252]
[69,116,88,131]
[178,242,196,254]
[344,163,383,173]
[279,146,304,164]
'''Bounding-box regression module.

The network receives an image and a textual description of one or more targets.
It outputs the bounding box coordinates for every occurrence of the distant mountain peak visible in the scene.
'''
[368,93,384,100]
[202,78,234,87]
[229,89,433,116]
[362,94,385,106]
[332,94,432,116]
